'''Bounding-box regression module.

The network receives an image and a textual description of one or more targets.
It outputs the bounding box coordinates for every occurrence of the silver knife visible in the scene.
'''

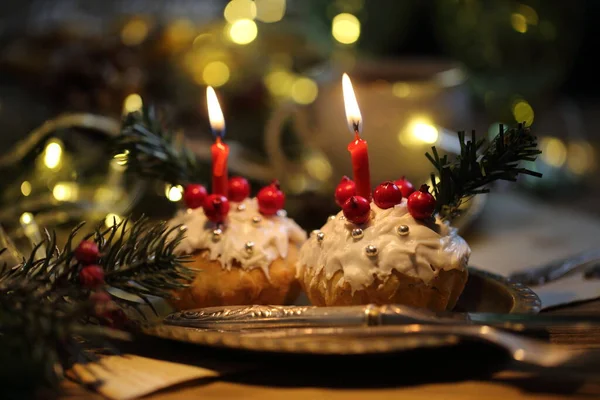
[163,304,600,333]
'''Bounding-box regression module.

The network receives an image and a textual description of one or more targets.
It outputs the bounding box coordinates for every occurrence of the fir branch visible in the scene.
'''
[427,123,542,219]
[0,216,194,389]
[113,105,207,186]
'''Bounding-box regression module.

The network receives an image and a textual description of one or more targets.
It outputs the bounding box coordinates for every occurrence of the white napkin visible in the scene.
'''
[465,191,600,309]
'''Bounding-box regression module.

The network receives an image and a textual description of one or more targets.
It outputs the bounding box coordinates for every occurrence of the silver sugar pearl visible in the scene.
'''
[339,215,346,220]
[328,215,336,221]
[237,204,246,211]
[252,216,262,224]
[311,229,320,237]
[351,228,364,240]
[212,228,223,242]
[316,232,325,242]
[365,245,379,257]
[397,225,410,236]
[277,209,288,218]
[245,241,255,255]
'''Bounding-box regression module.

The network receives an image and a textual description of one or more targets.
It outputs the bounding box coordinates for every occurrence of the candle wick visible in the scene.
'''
[352,121,360,136]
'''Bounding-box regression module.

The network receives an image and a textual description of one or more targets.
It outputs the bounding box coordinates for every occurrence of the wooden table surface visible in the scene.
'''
[59,300,600,400]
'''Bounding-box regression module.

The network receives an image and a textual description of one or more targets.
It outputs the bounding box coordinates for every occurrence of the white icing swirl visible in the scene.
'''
[297,199,470,292]
[168,198,307,278]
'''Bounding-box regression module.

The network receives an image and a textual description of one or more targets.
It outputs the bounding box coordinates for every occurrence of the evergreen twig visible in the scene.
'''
[426,123,542,219]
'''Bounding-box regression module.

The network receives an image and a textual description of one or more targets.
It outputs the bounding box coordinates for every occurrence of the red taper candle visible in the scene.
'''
[207,86,229,196]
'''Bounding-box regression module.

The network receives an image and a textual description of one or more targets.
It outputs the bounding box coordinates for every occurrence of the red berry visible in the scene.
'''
[407,184,436,220]
[183,184,207,209]
[90,291,113,314]
[335,176,356,207]
[74,240,99,264]
[394,176,415,198]
[203,194,230,223]
[79,265,105,289]
[228,176,250,202]
[373,181,403,209]
[342,196,371,224]
[102,308,129,330]
[257,180,285,215]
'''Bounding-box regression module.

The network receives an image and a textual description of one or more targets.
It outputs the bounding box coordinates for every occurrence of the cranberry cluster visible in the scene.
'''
[334,176,436,224]
[182,177,285,223]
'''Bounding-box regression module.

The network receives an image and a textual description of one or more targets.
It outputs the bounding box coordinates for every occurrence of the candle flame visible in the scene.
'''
[342,73,362,134]
[206,86,225,137]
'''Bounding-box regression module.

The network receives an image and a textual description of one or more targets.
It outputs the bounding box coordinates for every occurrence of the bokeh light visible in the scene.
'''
[392,82,410,98]
[20,212,33,225]
[304,152,333,182]
[255,0,286,23]
[123,93,143,114]
[332,13,361,44]
[105,213,123,228]
[512,99,534,126]
[52,182,79,202]
[291,77,318,105]
[540,137,567,168]
[567,141,595,175]
[228,19,258,45]
[20,181,32,197]
[511,13,527,33]
[165,19,195,48]
[202,61,231,87]
[165,184,184,202]
[121,18,149,46]
[224,0,257,23]
[43,139,63,170]
[264,68,295,97]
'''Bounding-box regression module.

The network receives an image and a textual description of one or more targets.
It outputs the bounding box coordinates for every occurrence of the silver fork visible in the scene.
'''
[508,248,600,286]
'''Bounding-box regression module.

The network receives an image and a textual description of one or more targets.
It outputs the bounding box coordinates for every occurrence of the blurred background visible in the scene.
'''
[0,0,598,255]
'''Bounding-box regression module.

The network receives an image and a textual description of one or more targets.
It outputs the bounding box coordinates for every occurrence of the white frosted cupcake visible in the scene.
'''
[297,181,471,311]
[168,179,307,310]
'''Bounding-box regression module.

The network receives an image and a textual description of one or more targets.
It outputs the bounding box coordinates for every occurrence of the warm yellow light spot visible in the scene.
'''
[123,93,143,114]
[43,139,63,170]
[52,182,79,202]
[264,68,295,96]
[332,13,361,44]
[540,137,567,168]
[105,213,123,228]
[165,19,195,48]
[291,77,318,105]
[224,0,257,23]
[192,33,213,49]
[342,73,362,133]
[20,212,33,225]
[255,0,286,23]
[21,181,32,197]
[228,19,258,45]
[399,117,439,146]
[121,18,149,46]
[512,99,534,126]
[206,86,225,133]
[567,141,595,175]
[412,122,439,144]
[518,4,538,25]
[392,82,410,98]
[165,184,184,202]
[202,61,230,87]
[304,153,333,182]
[511,13,527,33]
[288,173,308,193]
[113,149,129,166]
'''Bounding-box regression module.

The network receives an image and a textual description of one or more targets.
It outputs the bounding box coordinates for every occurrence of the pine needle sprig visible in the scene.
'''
[113,105,207,186]
[426,123,542,219]
[0,216,195,389]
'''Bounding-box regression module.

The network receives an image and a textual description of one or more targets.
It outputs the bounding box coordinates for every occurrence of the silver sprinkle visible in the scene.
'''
[277,209,288,218]
[397,225,410,236]
[252,216,262,224]
[237,204,246,211]
[245,241,255,254]
[351,228,364,240]
[328,215,336,221]
[317,232,325,242]
[212,228,223,242]
[365,245,378,257]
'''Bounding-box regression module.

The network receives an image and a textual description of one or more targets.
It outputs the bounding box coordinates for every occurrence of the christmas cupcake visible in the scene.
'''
[296,73,541,311]
[167,178,307,309]
[114,87,307,309]
[297,179,470,311]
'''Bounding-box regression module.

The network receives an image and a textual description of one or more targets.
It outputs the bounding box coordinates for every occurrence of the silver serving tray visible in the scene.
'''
[141,268,542,356]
